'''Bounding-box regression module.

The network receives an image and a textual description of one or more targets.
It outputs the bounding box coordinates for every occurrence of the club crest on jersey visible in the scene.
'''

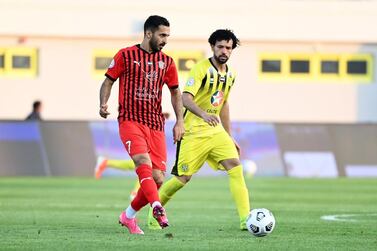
[158,61,165,69]
[228,71,233,78]
[108,59,115,69]
[210,91,224,107]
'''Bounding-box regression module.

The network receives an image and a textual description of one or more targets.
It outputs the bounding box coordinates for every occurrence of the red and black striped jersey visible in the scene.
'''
[105,45,179,131]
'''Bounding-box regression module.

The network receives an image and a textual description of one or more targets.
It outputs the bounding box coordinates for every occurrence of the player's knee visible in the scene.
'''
[152,171,165,186]
[176,175,191,184]
[221,158,241,170]
[132,154,152,167]
[154,178,164,187]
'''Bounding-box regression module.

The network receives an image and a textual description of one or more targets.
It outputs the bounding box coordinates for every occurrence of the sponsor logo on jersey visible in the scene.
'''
[210,91,224,107]
[206,109,217,114]
[135,86,159,100]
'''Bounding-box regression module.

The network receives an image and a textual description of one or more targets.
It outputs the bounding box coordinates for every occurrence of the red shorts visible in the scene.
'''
[119,121,167,171]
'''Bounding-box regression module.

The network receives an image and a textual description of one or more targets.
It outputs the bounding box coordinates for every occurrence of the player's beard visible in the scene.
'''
[149,37,165,53]
[214,54,229,64]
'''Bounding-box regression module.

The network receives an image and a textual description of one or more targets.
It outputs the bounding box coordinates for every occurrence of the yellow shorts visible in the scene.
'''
[171,130,239,176]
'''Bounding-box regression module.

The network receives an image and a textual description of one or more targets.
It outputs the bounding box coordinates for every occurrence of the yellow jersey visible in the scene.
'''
[183,58,236,136]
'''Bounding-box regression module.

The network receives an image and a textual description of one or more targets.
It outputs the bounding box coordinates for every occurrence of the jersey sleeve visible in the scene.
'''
[183,64,206,97]
[105,50,125,81]
[164,59,179,89]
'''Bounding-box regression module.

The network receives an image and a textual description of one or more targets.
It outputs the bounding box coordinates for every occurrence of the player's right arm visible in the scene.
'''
[182,92,219,127]
[99,77,115,118]
[99,50,125,119]
[183,62,220,127]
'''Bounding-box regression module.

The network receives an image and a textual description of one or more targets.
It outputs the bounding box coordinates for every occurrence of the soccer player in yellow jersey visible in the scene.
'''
[148,29,250,230]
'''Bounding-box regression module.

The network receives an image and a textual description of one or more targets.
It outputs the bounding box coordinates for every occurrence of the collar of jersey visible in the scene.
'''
[136,44,160,55]
[209,58,228,74]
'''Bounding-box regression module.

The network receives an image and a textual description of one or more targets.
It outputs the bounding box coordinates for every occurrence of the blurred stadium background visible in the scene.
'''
[1,1,377,250]
[1,0,377,178]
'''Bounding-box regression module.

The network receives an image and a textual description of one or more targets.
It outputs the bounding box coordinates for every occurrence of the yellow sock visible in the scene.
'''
[159,176,185,205]
[227,165,250,221]
[147,176,185,229]
[107,159,135,171]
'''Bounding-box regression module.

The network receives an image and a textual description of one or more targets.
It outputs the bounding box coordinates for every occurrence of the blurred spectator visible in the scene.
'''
[25,100,43,120]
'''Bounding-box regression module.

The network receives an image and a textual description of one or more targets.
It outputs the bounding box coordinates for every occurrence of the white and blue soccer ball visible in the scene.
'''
[246,208,275,237]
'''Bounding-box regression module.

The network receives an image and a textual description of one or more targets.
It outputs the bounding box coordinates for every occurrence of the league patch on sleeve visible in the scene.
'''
[108,59,115,69]
[186,77,195,87]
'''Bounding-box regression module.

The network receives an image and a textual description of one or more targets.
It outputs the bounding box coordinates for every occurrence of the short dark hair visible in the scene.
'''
[33,100,41,110]
[144,15,170,33]
[208,29,240,49]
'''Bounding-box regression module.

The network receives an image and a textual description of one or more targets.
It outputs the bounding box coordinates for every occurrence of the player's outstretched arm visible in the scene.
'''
[182,92,219,127]
[99,77,115,119]
[170,88,185,143]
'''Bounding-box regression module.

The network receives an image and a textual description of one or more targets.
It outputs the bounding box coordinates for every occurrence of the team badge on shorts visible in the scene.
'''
[181,164,189,172]
[210,91,224,107]
[158,61,165,69]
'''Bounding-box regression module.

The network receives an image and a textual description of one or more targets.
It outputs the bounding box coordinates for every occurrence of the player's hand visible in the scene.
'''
[233,138,241,156]
[99,104,110,118]
[202,113,220,127]
[173,119,185,143]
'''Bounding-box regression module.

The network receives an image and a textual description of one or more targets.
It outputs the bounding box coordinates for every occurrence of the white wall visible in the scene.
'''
[1,36,376,122]
[1,0,377,42]
[228,41,377,122]
[0,0,377,122]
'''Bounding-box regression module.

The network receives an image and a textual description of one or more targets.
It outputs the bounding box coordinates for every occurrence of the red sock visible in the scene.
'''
[131,188,149,211]
[131,182,162,211]
[130,164,160,211]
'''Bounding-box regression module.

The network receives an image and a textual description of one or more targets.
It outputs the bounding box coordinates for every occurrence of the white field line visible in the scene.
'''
[321,213,377,222]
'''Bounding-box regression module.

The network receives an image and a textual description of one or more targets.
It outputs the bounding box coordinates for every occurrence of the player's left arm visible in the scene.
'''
[165,59,185,143]
[170,87,185,143]
[220,100,231,134]
[220,101,240,155]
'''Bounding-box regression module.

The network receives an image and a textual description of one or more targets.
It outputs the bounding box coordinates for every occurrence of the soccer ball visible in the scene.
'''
[246,208,275,237]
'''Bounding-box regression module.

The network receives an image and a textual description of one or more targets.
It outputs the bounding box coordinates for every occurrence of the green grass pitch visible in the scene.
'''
[1,177,376,251]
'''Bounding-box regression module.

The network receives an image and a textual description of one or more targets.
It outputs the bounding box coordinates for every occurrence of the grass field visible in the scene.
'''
[1,177,376,251]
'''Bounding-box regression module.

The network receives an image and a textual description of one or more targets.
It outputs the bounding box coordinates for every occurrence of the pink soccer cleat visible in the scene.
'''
[152,205,169,228]
[94,156,108,179]
[118,212,144,235]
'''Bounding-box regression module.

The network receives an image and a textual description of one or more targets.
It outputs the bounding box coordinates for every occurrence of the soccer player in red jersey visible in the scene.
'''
[99,15,185,235]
